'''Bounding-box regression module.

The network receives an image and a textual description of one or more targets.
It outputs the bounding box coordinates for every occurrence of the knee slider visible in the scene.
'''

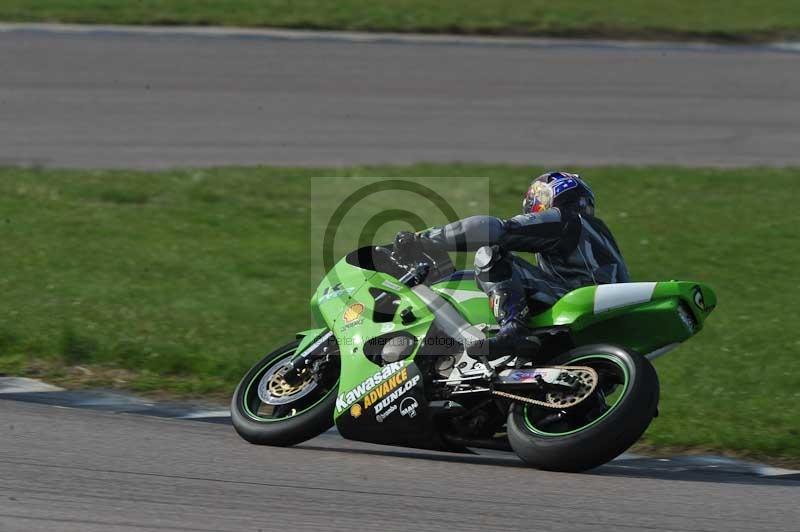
[487,283,529,324]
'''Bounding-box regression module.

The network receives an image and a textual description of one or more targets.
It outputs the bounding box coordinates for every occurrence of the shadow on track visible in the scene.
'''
[298,442,800,488]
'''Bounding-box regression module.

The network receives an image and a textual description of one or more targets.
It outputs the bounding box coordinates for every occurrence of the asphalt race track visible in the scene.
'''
[1,400,798,532]
[2,26,800,532]
[1,25,799,168]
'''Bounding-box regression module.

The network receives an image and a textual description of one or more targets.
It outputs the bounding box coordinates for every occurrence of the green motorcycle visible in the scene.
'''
[231,244,715,472]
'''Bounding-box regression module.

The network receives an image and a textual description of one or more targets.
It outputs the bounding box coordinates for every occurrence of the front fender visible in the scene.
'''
[295,328,329,354]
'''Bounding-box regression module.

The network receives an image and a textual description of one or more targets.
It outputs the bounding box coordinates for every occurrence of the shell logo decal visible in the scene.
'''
[343,303,365,323]
[350,403,363,418]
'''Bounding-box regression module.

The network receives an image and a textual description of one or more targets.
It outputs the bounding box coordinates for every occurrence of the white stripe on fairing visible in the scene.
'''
[437,289,488,304]
[594,282,657,313]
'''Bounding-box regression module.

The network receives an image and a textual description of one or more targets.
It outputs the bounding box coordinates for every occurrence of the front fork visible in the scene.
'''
[283,330,335,385]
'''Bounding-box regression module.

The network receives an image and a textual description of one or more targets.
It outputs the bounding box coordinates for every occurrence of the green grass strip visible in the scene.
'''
[1,1,800,42]
[0,164,798,460]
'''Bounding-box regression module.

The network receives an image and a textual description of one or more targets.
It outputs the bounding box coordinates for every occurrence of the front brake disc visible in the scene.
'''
[257,363,317,406]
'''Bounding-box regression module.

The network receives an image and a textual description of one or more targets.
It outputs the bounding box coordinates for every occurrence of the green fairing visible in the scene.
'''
[432,280,495,325]
[435,278,715,355]
[310,256,716,419]
[311,262,434,418]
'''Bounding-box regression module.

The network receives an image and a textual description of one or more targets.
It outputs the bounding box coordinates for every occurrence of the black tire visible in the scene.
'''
[231,339,339,447]
[507,344,659,472]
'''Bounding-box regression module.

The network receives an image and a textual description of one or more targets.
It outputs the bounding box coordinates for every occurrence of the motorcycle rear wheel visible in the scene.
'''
[507,344,659,472]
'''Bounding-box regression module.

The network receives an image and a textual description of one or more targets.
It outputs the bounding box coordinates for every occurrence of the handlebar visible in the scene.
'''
[373,246,431,288]
[398,261,431,288]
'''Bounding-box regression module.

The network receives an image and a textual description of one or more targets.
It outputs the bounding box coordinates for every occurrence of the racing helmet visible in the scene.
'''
[522,171,595,215]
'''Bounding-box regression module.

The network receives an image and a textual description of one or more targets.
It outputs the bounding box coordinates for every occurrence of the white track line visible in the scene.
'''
[1,22,799,53]
[177,410,232,420]
[0,377,63,393]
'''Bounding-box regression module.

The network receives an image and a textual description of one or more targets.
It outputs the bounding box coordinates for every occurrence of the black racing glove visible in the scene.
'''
[393,231,423,262]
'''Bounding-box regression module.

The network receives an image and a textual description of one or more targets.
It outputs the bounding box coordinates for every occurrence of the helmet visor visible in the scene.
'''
[523,181,553,214]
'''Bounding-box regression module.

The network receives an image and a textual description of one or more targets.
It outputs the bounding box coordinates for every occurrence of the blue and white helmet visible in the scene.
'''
[522,171,595,214]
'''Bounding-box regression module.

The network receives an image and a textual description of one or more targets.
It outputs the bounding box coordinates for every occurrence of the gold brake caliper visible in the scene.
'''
[492,366,599,409]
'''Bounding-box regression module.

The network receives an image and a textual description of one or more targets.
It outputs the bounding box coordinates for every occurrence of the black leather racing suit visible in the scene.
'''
[422,206,630,324]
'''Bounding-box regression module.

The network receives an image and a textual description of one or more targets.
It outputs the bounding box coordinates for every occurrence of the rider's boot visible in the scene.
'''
[466,287,541,360]
[467,319,541,360]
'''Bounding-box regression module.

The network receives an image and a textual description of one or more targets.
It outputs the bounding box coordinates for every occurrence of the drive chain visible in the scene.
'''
[492,366,599,409]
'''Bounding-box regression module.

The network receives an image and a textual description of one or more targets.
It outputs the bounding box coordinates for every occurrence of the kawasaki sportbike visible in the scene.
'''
[231,244,715,472]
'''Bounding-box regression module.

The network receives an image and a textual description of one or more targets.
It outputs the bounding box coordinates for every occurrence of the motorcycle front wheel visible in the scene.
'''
[507,344,659,472]
[231,338,339,447]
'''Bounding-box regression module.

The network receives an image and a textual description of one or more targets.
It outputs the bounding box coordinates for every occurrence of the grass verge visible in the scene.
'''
[1,1,800,43]
[0,164,798,462]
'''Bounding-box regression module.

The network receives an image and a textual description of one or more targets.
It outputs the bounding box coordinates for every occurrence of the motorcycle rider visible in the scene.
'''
[396,171,630,359]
